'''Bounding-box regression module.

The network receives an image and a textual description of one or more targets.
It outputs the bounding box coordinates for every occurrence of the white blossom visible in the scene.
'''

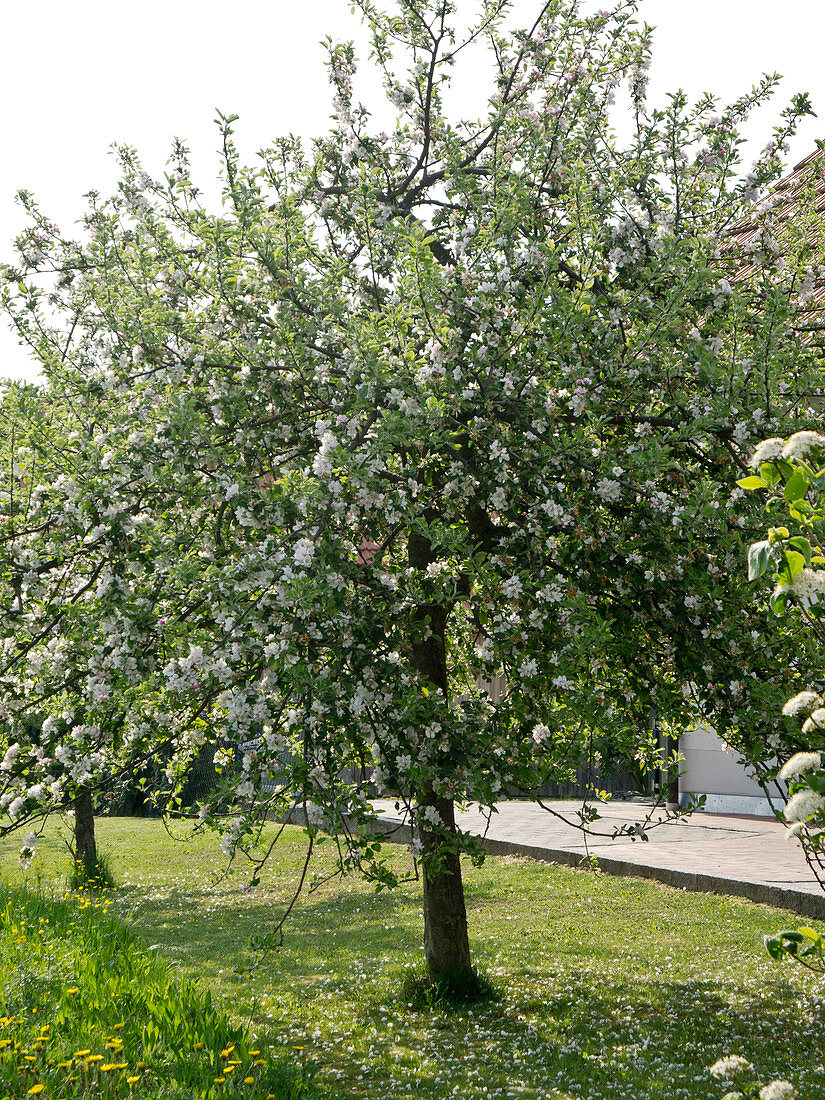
[759,1080,797,1100]
[782,691,822,717]
[778,752,822,781]
[709,1055,753,1080]
[596,478,622,503]
[782,431,825,462]
[748,437,785,468]
[784,788,825,824]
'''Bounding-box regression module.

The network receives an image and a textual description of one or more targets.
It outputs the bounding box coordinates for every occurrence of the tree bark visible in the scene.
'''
[408,528,473,984]
[74,784,98,876]
[420,793,472,981]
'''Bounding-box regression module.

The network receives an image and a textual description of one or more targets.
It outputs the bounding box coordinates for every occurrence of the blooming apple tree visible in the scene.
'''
[1,0,823,979]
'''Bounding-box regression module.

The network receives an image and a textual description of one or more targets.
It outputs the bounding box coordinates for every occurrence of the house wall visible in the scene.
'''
[678,724,781,817]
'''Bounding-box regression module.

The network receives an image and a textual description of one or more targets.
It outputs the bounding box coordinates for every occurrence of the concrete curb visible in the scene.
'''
[371,815,825,921]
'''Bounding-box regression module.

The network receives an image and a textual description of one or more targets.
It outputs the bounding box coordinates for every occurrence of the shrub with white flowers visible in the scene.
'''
[739,434,825,884]
[708,1052,798,1099]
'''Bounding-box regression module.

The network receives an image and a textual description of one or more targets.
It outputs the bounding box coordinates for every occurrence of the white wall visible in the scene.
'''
[679,725,781,817]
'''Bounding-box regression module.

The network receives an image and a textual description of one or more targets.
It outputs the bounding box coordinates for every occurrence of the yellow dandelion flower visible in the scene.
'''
[101,1063,118,1072]
[254,1059,266,1066]
[214,1077,226,1084]
[56,1061,71,1069]
[74,1050,90,1058]
[27,1087,45,1096]
[126,1077,140,1086]
[65,989,79,996]
[249,1050,260,1057]
[244,1077,255,1085]
[115,1063,127,1069]
[85,1054,104,1064]
[113,1023,124,1031]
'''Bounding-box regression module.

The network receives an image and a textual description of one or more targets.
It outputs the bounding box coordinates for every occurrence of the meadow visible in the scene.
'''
[1,817,823,1100]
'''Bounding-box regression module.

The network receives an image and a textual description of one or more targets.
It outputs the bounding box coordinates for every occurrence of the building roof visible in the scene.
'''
[727,149,825,350]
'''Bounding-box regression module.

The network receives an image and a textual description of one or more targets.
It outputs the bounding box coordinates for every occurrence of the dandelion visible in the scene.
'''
[127,1078,140,1086]
[26,1087,45,1096]
[244,1077,255,1085]
[778,752,822,781]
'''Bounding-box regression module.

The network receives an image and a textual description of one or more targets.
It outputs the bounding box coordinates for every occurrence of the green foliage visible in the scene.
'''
[398,963,501,1010]
[764,925,825,970]
[0,880,322,1099]
[68,850,117,892]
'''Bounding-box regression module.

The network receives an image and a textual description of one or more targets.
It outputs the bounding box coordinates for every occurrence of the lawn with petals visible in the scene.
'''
[1,816,824,1100]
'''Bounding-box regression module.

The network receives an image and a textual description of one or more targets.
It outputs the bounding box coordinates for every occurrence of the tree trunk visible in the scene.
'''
[408,528,473,984]
[74,784,97,876]
[420,793,472,981]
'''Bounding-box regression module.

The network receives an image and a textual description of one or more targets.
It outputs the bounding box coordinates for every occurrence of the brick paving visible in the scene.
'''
[371,798,825,919]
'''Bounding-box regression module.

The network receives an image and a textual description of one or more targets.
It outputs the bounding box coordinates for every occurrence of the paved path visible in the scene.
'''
[371,798,825,920]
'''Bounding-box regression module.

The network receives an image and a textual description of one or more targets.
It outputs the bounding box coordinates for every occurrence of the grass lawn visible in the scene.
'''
[1,815,823,1100]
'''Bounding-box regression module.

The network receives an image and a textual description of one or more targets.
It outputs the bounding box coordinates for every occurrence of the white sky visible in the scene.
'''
[1,0,823,382]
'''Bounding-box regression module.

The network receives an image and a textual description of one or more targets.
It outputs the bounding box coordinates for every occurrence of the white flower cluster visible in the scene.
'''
[749,431,825,468]
[595,478,622,503]
[778,751,822,781]
[784,787,825,824]
[749,437,785,468]
[709,1055,753,1080]
[758,1080,797,1100]
[312,430,338,478]
[782,691,822,717]
[777,568,825,609]
[293,538,315,567]
[781,431,825,463]
[802,707,825,734]
[18,831,38,870]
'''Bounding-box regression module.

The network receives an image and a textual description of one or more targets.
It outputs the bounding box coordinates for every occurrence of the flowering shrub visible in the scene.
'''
[709,1055,797,1100]
[739,432,825,884]
[1,0,823,978]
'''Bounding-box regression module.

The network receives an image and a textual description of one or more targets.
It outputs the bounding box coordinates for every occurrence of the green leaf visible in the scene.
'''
[770,590,788,616]
[737,475,769,490]
[747,540,772,581]
[761,462,782,486]
[783,550,806,579]
[764,934,783,961]
[787,536,813,564]
[784,468,810,504]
